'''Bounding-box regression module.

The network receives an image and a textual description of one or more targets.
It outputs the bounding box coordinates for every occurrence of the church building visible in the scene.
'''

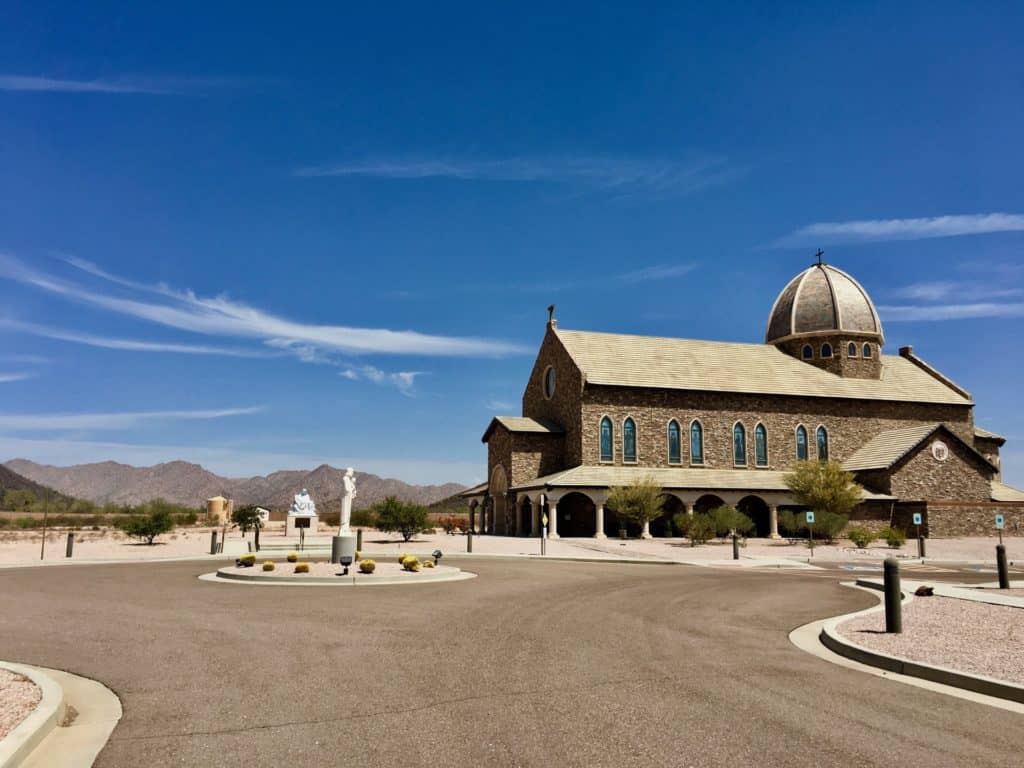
[463,260,1024,539]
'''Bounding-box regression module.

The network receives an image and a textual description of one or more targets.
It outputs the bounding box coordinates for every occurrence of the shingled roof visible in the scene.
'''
[554,328,971,406]
[842,423,997,472]
[481,416,565,442]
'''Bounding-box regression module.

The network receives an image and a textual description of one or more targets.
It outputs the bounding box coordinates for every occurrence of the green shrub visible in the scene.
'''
[294,562,310,574]
[15,517,36,529]
[672,513,693,539]
[846,526,876,549]
[238,553,257,566]
[374,497,430,542]
[286,552,298,563]
[688,515,716,546]
[351,509,377,528]
[777,510,801,542]
[813,510,849,544]
[402,556,421,572]
[881,527,906,549]
[122,509,174,545]
[710,505,754,539]
[262,561,275,571]
[359,559,376,574]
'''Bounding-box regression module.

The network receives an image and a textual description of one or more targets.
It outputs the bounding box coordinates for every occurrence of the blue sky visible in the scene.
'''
[1,2,1023,486]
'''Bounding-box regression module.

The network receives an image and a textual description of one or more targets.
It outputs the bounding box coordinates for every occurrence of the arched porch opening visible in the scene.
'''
[490,465,508,535]
[652,494,684,537]
[518,497,533,537]
[738,495,771,537]
[557,492,597,537]
[694,494,725,515]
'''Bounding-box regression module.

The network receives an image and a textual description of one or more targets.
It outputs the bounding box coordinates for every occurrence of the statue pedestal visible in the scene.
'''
[286,514,319,538]
[331,535,357,565]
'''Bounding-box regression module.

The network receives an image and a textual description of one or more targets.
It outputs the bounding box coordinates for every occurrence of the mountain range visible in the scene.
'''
[3,459,466,511]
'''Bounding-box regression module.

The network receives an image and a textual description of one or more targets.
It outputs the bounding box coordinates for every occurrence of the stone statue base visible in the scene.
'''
[331,535,356,565]
[286,515,319,537]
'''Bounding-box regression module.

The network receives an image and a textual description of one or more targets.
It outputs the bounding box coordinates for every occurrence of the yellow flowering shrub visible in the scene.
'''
[286,552,298,563]
[262,561,275,572]
[402,556,421,572]
[358,559,376,574]
[294,562,310,574]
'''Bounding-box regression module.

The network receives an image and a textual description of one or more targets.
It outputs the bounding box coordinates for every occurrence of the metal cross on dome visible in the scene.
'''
[815,249,825,266]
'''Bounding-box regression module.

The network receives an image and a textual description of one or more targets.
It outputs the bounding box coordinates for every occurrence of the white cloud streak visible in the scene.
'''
[295,154,738,194]
[776,213,1024,246]
[0,254,528,358]
[892,282,1024,302]
[0,74,247,95]
[0,372,34,383]
[616,263,697,283]
[0,406,264,431]
[878,303,1024,322]
[339,366,423,396]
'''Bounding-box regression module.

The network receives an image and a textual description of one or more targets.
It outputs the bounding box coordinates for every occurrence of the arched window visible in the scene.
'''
[623,418,637,463]
[816,425,829,460]
[733,423,747,466]
[796,425,808,461]
[802,344,814,360]
[543,366,556,399]
[755,423,768,467]
[821,343,833,359]
[847,342,858,358]
[667,420,681,464]
[600,417,613,462]
[690,421,704,465]
[863,343,873,358]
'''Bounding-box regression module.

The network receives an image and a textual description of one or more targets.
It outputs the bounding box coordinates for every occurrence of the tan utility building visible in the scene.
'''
[464,260,1024,538]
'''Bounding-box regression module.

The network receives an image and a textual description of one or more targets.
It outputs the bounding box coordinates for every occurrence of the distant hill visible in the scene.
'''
[4,459,467,511]
[0,464,60,499]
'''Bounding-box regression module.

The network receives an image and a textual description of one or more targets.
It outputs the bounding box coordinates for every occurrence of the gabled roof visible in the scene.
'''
[511,465,894,500]
[992,481,1024,503]
[975,426,1007,444]
[458,482,489,498]
[481,416,565,443]
[842,424,997,473]
[553,328,971,405]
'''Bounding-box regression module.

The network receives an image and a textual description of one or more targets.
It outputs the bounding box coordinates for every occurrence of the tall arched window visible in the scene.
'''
[733,423,747,466]
[847,342,857,358]
[623,417,637,463]
[667,420,681,464]
[816,425,829,460]
[821,343,833,359]
[863,343,873,358]
[796,425,808,461]
[802,344,814,360]
[755,423,768,467]
[600,417,613,462]
[690,420,704,465]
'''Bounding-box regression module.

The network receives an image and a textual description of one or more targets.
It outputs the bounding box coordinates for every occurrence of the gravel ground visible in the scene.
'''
[0,668,41,740]
[218,559,460,579]
[839,596,1024,684]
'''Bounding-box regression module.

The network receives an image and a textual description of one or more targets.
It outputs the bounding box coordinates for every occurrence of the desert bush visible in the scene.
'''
[784,461,864,520]
[238,553,257,566]
[294,562,310,574]
[374,497,430,542]
[672,513,693,539]
[812,510,848,545]
[439,515,463,535]
[351,509,377,528]
[777,510,802,542]
[881,527,906,549]
[286,552,299,563]
[262,561,275,571]
[710,505,754,539]
[606,477,663,535]
[402,556,421,572]
[398,552,409,563]
[354,550,361,561]
[846,526,876,549]
[359,559,376,574]
[423,560,435,568]
[122,509,174,545]
[231,505,262,533]
[688,515,716,546]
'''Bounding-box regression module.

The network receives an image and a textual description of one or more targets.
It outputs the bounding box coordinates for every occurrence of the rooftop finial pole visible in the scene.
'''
[815,249,825,266]
[547,304,556,325]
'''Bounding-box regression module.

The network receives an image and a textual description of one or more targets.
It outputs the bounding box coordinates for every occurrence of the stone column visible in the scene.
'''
[548,499,560,539]
[641,520,652,539]
[515,497,524,537]
[594,502,606,538]
[769,505,780,539]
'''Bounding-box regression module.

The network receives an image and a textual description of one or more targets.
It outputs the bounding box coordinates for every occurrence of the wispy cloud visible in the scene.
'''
[0,74,246,95]
[484,399,514,411]
[892,281,1024,302]
[616,263,697,283]
[339,366,423,396]
[879,303,1024,322]
[0,406,264,431]
[0,318,276,358]
[0,372,34,383]
[295,154,739,195]
[775,213,1024,247]
[0,254,528,358]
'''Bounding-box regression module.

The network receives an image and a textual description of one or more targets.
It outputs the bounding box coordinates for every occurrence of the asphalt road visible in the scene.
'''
[0,558,1021,767]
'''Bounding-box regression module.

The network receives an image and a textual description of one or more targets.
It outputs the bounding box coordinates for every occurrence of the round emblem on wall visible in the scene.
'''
[931,441,949,462]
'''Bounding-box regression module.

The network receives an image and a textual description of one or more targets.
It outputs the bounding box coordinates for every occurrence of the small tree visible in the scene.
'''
[688,515,716,546]
[784,460,862,520]
[374,496,430,542]
[605,477,663,536]
[709,504,754,539]
[122,509,174,545]
[232,505,263,534]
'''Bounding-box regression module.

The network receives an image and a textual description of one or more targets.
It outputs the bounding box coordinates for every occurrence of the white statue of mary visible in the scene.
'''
[339,468,357,535]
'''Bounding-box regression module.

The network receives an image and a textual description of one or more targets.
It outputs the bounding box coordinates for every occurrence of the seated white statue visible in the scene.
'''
[289,488,317,517]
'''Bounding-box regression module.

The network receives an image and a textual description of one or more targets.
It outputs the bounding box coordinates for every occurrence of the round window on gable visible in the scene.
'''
[543,366,556,399]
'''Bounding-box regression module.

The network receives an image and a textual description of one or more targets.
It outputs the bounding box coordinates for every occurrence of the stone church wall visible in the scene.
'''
[887,436,992,502]
[926,502,1024,537]
[521,326,584,468]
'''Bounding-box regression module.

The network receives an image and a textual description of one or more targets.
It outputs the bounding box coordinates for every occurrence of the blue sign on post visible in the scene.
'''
[995,514,1005,530]
[806,511,815,524]
[912,513,922,526]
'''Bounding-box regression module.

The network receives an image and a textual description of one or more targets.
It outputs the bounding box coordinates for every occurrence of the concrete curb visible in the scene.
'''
[0,662,65,768]
[855,577,1024,608]
[205,567,477,586]
[818,585,1024,705]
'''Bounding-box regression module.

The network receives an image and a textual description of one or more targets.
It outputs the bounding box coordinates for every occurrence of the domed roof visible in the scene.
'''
[765,262,884,344]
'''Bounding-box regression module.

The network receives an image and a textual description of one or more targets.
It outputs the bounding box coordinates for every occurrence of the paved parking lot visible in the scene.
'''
[0,558,1021,767]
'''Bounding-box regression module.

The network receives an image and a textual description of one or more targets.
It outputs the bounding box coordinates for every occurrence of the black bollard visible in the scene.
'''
[209,530,218,555]
[467,529,473,553]
[732,533,739,560]
[65,532,74,558]
[884,557,902,634]
[356,528,363,551]
[997,544,1010,589]
[917,536,926,559]
[254,527,260,552]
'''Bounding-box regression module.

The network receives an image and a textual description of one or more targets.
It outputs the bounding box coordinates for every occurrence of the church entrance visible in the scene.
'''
[557,492,596,537]
[490,465,508,535]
